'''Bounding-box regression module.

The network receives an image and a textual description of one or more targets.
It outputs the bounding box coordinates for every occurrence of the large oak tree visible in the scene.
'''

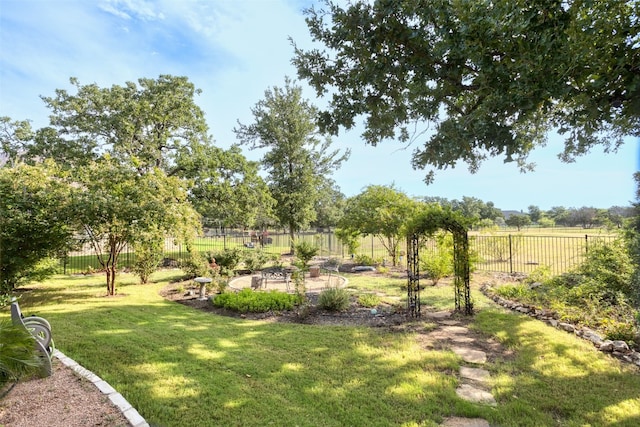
[293,0,639,182]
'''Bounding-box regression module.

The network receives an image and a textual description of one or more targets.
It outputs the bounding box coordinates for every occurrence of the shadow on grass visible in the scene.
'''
[472,309,640,426]
[6,273,640,427]
[34,300,476,427]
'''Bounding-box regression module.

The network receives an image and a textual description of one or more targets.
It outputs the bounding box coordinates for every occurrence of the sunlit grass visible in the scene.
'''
[2,271,640,426]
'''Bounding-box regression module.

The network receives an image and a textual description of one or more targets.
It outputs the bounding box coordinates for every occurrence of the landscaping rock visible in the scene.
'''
[582,329,604,346]
[472,278,640,369]
[599,340,614,352]
[612,340,630,353]
[441,417,490,427]
[559,322,575,333]
[460,367,491,384]
[352,265,376,272]
[455,384,496,406]
[452,347,487,364]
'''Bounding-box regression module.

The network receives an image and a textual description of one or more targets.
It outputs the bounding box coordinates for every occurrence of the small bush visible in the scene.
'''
[525,265,552,285]
[494,283,535,302]
[0,320,43,388]
[579,240,634,296]
[210,248,243,276]
[179,250,209,279]
[243,250,276,272]
[212,289,299,313]
[601,319,636,343]
[131,238,163,284]
[354,254,375,266]
[420,251,453,285]
[318,287,351,311]
[294,241,319,269]
[358,293,380,308]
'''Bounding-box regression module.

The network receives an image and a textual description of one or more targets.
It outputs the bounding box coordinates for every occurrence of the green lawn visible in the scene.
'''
[4,271,640,426]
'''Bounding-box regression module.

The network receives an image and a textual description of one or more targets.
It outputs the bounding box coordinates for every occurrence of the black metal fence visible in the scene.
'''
[60,231,616,277]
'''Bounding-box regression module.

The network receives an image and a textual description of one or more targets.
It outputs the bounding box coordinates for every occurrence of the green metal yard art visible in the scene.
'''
[406,206,473,316]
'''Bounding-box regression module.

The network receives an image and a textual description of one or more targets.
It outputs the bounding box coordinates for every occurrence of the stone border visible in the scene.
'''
[53,350,149,427]
[480,284,640,368]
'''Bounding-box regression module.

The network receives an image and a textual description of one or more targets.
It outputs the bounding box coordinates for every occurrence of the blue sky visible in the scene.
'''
[1,0,638,211]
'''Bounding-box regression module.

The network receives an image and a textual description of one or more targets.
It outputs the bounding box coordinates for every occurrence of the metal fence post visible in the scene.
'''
[509,234,514,274]
[585,234,588,254]
[371,235,374,259]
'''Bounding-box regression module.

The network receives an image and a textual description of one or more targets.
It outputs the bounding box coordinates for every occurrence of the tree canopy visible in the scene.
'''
[39,75,209,174]
[0,162,76,292]
[181,144,274,229]
[293,0,639,182]
[235,77,349,253]
[339,185,418,265]
[1,75,271,294]
[75,157,200,295]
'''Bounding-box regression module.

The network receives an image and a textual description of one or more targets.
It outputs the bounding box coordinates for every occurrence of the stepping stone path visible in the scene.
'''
[421,311,498,426]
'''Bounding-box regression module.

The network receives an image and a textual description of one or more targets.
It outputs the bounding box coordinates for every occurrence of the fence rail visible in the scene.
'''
[60,232,616,277]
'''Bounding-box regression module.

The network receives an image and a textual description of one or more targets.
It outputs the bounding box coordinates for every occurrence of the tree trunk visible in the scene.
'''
[108,263,116,295]
[289,225,295,255]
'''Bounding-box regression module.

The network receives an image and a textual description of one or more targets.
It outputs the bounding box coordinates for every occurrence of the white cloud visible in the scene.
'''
[99,0,165,21]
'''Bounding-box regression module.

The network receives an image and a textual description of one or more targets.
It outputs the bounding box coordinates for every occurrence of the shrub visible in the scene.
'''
[318,287,351,311]
[131,238,164,284]
[601,319,636,343]
[358,293,380,308]
[494,283,536,302]
[579,240,633,297]
[243,250,276,273]
[212,289,299,313]
[548,272,585,289]
[421,252,452,285]
[525,265,552,285]
[179,249,209,279]
[354,254,375,266]
[210,248,243,276]
[294,241,319,269]
[0,320,43,388]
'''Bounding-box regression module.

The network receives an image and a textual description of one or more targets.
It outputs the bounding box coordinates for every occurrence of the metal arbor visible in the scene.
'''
[406,208,473,317]
[407,233,421,317]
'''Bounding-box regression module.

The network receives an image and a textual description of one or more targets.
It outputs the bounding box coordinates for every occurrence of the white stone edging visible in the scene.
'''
[53,350,149,427]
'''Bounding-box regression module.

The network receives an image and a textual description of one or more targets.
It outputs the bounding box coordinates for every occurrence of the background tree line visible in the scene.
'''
[0,75,348,294]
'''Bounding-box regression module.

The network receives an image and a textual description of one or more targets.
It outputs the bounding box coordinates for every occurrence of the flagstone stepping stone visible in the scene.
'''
[450,335,476,344]
[452,347,487,364]
[426,310,452,319]
[460,366,491,383]
[456,384,497,406]
[440,326,470,335]
[441,417,490,427]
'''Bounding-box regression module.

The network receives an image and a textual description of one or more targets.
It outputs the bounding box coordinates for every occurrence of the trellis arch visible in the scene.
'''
[406,207,473,316]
